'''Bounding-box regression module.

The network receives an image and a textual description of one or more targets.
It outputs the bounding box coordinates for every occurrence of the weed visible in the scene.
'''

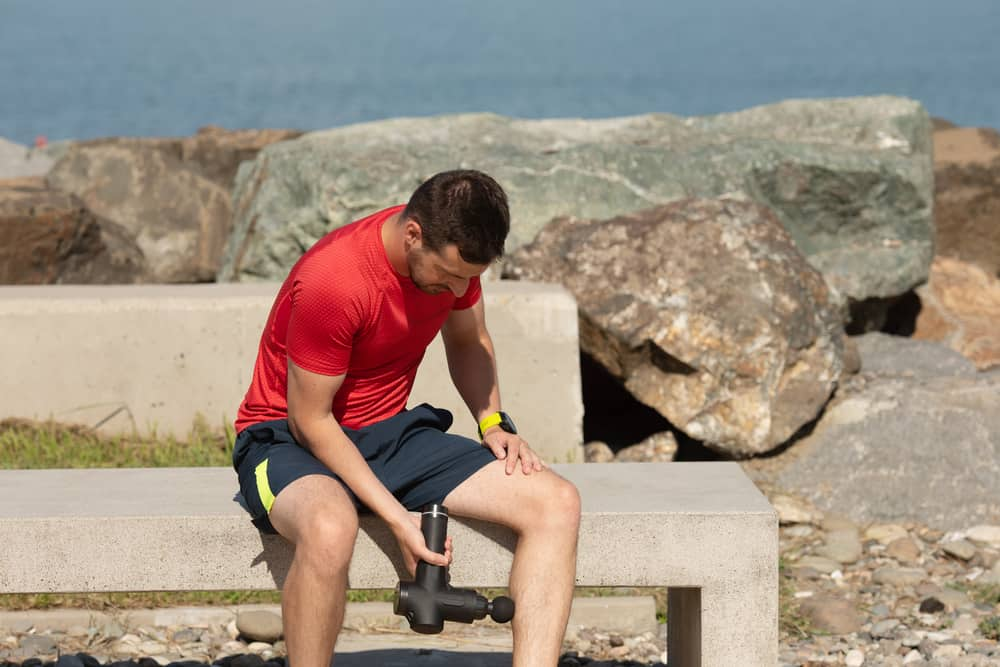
[980,616,1000,641]
[779,558,815,639]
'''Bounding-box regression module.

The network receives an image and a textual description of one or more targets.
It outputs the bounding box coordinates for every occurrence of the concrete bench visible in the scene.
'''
[0,462,777,666]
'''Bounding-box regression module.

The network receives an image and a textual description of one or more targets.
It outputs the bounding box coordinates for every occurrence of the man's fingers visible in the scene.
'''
[504,439,521,475]
[485,440,507,460]
[427,548,449,566]
[484,435,545,475]
[521,443,535,474]
[521,445,544,474]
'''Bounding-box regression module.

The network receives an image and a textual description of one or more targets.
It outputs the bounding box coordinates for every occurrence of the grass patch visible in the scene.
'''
[779,558,815,639]
[0,591,282,612]
[968,582,1000,606]
[981,616,1000,641]
[0,588,665,614]
[945,580,1000,607]
[0,417,234,469]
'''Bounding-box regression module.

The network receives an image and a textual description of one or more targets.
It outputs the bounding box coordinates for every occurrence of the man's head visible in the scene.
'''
[399,170,510,296]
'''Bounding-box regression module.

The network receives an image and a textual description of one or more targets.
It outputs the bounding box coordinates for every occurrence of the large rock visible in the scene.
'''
[771,372,1000,530]
[0,178,143,284]
[177,125,304,189]
[218,96,934,312]
[851,331,976,378]
[933,125,1000,278]
[913,256,1000,370]
[851,331,979,378]
[40,127,300,284]
[0,138,54,179]
[47,139,233,282]
[506,196,844,457]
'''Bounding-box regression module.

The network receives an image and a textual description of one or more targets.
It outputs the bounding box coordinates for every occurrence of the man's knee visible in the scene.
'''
[551,476,582,529]
[295,507,359,574]
[524,473,581,534]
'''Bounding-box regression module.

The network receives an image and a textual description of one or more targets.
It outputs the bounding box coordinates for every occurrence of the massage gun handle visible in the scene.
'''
[420,503,449,555]
[415,504,449,590]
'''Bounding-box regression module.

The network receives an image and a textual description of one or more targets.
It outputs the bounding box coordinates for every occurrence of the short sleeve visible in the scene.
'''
[285,273,364,376]
[453,276,482,310]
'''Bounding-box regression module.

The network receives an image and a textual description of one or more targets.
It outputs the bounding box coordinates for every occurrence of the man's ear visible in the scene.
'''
[403,218,423,249]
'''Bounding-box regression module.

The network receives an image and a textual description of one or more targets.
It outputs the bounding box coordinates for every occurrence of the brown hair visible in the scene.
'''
[402,170,510,264]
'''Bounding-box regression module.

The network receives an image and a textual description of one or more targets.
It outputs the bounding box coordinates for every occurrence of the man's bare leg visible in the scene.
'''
[268,475,359,667]
[443,461,581,667]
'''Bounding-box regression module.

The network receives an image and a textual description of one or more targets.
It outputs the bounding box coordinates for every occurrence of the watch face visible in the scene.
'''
[499,412,517,435]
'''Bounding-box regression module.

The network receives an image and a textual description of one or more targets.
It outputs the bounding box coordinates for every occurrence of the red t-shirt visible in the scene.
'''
[235,205,481,433]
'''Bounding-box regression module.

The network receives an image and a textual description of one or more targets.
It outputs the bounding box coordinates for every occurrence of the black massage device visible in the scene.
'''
[393,503,515,634]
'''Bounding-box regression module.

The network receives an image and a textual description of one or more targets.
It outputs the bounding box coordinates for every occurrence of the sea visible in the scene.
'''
[1,0,998,146]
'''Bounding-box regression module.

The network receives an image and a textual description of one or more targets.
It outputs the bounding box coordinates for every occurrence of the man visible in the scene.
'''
[232,169,581,667]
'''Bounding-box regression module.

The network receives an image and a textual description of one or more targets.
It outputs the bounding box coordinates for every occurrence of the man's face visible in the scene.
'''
[406,242,489,297]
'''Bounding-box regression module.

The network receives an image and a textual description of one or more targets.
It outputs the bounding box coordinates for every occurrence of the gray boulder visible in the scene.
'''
[852,332,978,378]
[47,139,232,283]
[507,196,845,457]
[218,97,933,314]
[772,372,1000,530]
[0,137,54,179]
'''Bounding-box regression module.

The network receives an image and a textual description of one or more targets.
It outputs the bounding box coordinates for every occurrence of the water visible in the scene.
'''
[1,0,998,145]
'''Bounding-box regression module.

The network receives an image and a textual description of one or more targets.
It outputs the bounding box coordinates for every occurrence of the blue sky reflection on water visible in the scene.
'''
[0,0,997,143]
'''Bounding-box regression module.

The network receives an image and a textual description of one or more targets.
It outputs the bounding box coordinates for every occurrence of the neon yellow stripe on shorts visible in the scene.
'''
[255,459,276,513]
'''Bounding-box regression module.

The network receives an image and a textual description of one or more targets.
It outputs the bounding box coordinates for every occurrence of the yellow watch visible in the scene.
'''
[478,411,517,439]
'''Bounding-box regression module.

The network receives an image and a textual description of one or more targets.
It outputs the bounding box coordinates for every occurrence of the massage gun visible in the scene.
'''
[393,503,515,634]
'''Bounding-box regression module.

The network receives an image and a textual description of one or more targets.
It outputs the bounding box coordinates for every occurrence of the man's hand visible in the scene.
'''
[481,429,546,476]
[392,513,453,577]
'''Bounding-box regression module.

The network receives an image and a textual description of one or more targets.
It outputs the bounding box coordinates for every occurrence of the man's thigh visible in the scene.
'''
[442,460,577,529]
[361,404,497,511]
[268,473,358,546]
[232,419,358,538]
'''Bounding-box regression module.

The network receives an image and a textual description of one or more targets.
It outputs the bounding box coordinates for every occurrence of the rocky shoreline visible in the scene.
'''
[3,100,1000,457]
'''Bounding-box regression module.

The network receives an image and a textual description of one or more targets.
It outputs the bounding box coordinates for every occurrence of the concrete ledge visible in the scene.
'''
[0,462,778,665]
[0,462,774,590]
[0,280,583,463]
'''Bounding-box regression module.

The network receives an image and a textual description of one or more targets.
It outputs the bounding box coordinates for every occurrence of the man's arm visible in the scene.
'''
[441,300,544,475]
[286,359,449,574]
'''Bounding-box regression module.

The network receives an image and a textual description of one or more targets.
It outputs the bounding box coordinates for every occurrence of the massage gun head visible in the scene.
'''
[394,581,515,633]
[488,595,515,623]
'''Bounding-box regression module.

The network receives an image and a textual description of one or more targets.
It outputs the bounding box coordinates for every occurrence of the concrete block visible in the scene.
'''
[0,462,778,665]
[0,280,583,463]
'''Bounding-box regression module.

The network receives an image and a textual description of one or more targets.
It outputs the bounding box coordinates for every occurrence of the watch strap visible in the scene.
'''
[478,412,503,439]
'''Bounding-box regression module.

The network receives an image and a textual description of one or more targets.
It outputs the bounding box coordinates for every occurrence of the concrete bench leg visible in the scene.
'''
[667,576,778,667]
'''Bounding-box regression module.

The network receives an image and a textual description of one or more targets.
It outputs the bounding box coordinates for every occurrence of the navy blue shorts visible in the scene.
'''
[231,403,497,534]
